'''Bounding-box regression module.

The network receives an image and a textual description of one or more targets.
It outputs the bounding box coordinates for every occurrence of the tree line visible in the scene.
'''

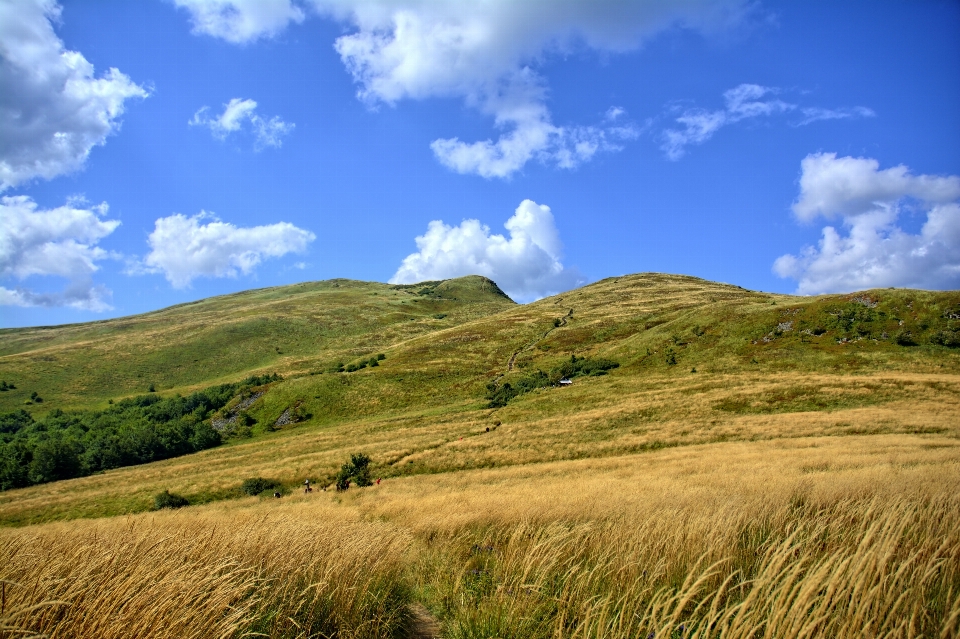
[0,374,280,491]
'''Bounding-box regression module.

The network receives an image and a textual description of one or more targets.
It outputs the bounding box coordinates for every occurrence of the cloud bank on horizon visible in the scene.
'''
[390,199,582,303]
[775,153,960,294]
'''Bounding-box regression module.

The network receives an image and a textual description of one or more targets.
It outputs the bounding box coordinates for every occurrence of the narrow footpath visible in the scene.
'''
[407,603,440,639]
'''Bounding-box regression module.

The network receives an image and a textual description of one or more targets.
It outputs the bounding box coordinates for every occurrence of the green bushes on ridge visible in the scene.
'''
[486,355,619,408]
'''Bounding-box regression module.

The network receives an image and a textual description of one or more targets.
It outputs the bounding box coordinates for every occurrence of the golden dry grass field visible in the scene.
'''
[1,273,958,637]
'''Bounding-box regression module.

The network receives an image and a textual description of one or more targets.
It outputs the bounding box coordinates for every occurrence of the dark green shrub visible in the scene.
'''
[368,357,379,367]
[345,363,359,372]
[930,330,960,347]
[433,314,447,320]
[241,477,281,496]
[376,353,386,361]
[0,410,33,435]
[895,330,915,346]
[335,464,352,491]
[154,490,189,510]
[665,348,678,366]
[148,384,156,393]
[486,382,518,408]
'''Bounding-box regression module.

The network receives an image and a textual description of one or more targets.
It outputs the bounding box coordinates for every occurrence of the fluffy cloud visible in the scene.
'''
[172,0,306,43]
[0,0,148,190]
[660,85,873,160]
[0,195,120,310]
[390,199,582,302]
[141,212,315,288]
[774,154,960,294]
[791,153,960,221]
[190,98,294,149]
[173,0,750,177]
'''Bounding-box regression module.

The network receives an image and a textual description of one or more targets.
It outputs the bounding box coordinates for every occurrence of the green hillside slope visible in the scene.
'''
[0,275,515,412]
[1,273,958,524]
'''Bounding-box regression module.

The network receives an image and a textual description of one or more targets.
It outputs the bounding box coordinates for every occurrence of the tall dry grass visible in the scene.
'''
[2,434,958,638]
[420,495,960,638]
[368,435,960,638]
[0,505,411,638]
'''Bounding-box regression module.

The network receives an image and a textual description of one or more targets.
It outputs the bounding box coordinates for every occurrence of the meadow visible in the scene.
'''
[0,273,958,637]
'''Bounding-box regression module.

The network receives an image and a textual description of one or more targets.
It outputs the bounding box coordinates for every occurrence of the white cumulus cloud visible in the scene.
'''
[660,84,874,160]
[172,0,306,43]
[791,152,960,222]
[0,0,149,190]
[0,195,120,310]
[390,199,582,302]
[190,98,294,149]
[141,212,315,288]
[173,0,751,177]
[774,153,960,294]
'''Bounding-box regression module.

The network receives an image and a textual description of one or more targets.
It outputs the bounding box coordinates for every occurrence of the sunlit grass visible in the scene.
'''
[2,434,957,637]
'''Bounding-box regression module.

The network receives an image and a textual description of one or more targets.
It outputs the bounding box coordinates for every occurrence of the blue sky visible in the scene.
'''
[2,0,959,328]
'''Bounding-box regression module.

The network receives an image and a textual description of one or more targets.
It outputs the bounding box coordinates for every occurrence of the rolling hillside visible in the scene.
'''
[1,274,959,638]
[1,272,958,523]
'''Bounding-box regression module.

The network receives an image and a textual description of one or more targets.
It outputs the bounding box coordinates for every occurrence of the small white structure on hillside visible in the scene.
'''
[559,379,573,386]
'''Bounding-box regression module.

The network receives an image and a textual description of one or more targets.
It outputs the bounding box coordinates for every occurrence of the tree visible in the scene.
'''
[351,453,373,486]
[28,437,81,484]
[336,453,373,489]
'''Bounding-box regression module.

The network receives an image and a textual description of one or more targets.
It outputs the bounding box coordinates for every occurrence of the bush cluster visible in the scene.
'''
[486,355,619,408]
[153,490,189,510]
[930,330,960,347]
[241,477,282,496]
[333,354,386,373]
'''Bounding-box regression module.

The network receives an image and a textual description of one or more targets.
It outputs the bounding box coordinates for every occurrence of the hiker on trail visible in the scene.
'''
[274,491,281,498]
[376,478,381,486]
[304,479,312,493]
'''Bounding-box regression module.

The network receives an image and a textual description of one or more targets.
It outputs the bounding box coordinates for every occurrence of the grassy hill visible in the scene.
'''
[1,273,958,638]
[0,275,515,412]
